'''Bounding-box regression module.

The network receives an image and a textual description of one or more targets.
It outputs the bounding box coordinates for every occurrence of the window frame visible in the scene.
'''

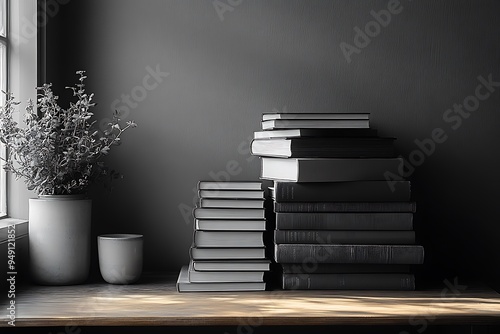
[0,0,8,218]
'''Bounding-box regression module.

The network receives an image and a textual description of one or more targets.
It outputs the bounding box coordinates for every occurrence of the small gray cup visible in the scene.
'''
[98,234,143,284]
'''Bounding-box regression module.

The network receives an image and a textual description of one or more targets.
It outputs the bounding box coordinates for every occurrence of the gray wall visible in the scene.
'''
[44,0,500,285]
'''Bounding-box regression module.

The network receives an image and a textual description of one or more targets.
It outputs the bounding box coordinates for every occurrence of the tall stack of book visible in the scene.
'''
[177,181,271,292]
[252,113,424,290]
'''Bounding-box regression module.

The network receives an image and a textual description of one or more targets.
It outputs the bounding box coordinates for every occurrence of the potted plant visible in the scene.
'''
[0,71,137,285]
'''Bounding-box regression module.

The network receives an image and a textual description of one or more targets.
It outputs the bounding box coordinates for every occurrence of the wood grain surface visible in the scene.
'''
[2,274,500,327]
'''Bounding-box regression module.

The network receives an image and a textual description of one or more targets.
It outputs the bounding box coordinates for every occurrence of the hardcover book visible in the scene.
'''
[195,219,266,231]
[261,119,369,130]
[274,212,414,230]
[198,190,264,199]
[188,264,264,283]
[253,128,378,139]
[176,266,266,292]
[274,244,424,264]
[199,198,265,209]
[280,263,411,274]
[273,202,417,213]
[262,113,370,121]
[282,273,415,290]
[261,157,404,182]
[194,231,265,248]
[191,260,271,272]
[251,137,395,158]
[198,181,262,190]
[274,230,415,245]
[191,247,266,260]
[194,208,265,220]
[272,181,410,202]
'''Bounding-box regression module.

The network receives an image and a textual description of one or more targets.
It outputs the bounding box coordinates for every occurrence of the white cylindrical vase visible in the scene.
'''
[98,234,143,284]
[29,195,92,285]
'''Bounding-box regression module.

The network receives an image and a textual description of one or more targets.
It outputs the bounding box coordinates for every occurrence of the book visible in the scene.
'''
[254,128,378,139]
[198,190,264,199]
[192,260,271,271]
[194,231,265,248]
[282,273,415,290]
[274,202,416,213]
[189,271,264,283]
[188,268,264,283]
[261,157,403,182]
[272,181,410,202]
[275,212,413,230]
[191,247,266,260]
[251,137,395,158]
[274,244,424,264]
[176,266,266,292]
[194,208,265,220]
[281,263,411,274]
[198,181,262,191]
[261,119,369,130]
[262,113,370,121]
[195,219,266,231]
[274,230,415,245]
[199,198,265,209]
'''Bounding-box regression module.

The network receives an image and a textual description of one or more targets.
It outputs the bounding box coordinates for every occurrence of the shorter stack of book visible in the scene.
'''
[177,181,271,292]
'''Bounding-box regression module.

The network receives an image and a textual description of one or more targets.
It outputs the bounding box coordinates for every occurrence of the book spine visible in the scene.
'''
[274,202,416,213]
[274,181,410,202]
[275,212,414,230]
[280,263,411,274]
[274,244,425,264]
[282,273,415,290]
[274,230,415,245]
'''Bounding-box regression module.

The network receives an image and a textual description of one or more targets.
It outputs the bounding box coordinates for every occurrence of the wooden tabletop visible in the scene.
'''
[3,274,500,327]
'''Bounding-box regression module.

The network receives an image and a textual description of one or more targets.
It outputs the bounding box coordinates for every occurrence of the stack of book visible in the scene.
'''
[177,181,271,292]
[252,112,424,290]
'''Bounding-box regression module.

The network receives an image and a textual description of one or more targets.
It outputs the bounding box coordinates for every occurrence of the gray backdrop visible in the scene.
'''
[42,0,500,286]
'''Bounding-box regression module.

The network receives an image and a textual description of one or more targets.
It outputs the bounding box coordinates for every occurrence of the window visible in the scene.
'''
[0,0,7,216]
